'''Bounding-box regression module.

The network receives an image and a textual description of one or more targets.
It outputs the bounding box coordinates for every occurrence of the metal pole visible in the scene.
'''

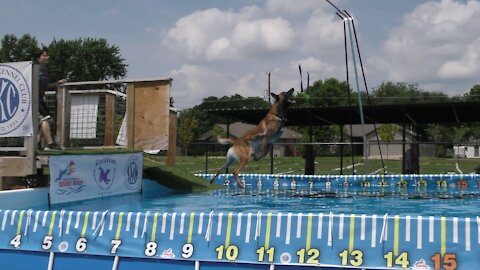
[205,144,209,174]
[340,125,344,175]
[268,73,274,174]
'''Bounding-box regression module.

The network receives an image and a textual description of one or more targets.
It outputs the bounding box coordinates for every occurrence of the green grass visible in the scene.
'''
[147,155,480,175]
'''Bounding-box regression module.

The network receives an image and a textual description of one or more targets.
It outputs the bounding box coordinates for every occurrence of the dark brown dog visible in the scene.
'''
[210,88,295,187]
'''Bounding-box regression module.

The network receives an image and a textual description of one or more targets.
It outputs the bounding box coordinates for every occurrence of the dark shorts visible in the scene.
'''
[39,114,51,123]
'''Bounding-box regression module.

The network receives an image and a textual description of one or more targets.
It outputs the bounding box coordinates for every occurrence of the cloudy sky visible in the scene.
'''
[1,0,479,108]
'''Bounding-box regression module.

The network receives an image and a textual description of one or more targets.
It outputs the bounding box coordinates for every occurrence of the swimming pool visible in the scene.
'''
[1,173,479,270]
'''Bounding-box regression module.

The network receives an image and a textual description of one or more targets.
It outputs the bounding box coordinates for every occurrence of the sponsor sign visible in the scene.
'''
[0,61,33,137]
[49,152,143,204]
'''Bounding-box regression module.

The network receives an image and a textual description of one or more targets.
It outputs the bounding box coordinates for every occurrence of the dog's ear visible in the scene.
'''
[271,93,279,101]
[287,88,294,95]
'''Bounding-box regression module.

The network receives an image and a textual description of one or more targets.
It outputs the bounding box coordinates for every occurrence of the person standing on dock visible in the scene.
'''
[35,49,65,151]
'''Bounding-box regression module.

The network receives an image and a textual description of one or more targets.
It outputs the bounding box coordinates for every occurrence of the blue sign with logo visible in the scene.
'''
[49,152,143,204]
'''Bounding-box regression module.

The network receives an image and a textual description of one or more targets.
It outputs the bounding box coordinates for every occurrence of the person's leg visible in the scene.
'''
[40,120,54,146]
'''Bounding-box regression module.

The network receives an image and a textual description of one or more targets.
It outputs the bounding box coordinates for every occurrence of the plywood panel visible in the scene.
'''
[133,80,171,151]
[0,157,27,176]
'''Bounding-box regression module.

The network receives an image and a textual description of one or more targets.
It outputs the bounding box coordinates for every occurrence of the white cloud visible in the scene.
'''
[231,18,295,56]
[372,0,480,88]
[265,0,326,16]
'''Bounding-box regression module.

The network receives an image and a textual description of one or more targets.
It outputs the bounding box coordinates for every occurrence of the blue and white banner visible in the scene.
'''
[0,61,33,137]
[0,210,478,269]
[49,152,143,204]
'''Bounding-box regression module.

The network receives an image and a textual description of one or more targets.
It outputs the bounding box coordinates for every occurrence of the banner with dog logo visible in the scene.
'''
[0,61,33,137]
[49,152,143,204]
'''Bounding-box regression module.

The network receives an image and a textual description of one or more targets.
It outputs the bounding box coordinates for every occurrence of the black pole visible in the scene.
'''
[268,72,274,174]
[340,125,344,175]
[402,111,406,174]
[205,143,209,174]
[338,12,356,174]
[345,10,386,174]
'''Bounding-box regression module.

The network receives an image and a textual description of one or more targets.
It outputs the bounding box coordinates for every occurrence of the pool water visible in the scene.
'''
[50,186,480,218]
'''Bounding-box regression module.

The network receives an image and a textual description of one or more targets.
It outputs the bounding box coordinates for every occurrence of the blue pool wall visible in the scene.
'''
[0,174,479,270]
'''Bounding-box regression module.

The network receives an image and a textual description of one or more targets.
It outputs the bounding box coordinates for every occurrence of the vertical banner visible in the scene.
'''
[49,152,143,204]
[0,61,33,137]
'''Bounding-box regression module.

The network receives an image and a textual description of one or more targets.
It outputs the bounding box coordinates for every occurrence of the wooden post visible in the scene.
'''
[56,84,71,148]
[25,64,39,175]
[104,93,115,146]
[167,108,177,165]
[126,83,135,149]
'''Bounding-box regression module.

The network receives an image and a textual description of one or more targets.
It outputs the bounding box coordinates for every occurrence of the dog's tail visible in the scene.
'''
[217,136,236,145]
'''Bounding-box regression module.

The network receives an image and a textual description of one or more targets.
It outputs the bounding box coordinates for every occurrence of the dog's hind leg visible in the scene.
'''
[210,150,236,184]
[233,159,248,188]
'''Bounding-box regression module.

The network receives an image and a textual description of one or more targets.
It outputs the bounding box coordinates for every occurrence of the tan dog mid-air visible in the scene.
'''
[210,88,295,188]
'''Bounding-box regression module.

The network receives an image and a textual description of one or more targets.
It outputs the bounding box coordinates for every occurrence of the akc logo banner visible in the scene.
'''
[0,61,33,137]
[49,152,143,204]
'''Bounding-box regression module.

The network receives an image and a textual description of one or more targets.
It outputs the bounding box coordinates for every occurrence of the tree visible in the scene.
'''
[177,109,199,156]
[377,124,399,142]
[0,34,128,82]
[0,34,39,62]
[47,38,127,82]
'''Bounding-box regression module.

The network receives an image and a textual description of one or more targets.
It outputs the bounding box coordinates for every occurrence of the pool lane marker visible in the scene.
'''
[23,210,33,236]
[466,218,471,251]
[187,212,195,244]
[141,211,151,239]
[133,212,141,238]
[429,216,435,243]
[179,212,186,234]
[417,216,423,249]
[477,217,480,244]
[47,211,56,236]
[380,214,388,243]
[75,211,81,229]
[360,214,366,241]
[11,210,17,226]
[81,211,90,238]
[92,211,108,237]
[42,210,49,227]
[169,212,176,240]
[109,212,116,231]
[16,210,25,235]
[371,215,377,248]
[441,216,446,256]
[317,213,323,240]
[306,213,313,251]
[405,216,411,242]
[217,212,223,236]
[161,212,167,234]
[225,213,233,247]
[245,213,252,243]
[393,215,399,256]
[205,211,214,242]
[126,212,132,232]
[150,212,158,242]
[328,212,333,247]
[285,213,292,245]
[237,213,243,237]
[264,213,272,249]
[198,213,204,235]
[275,213,281,238]
[255,212,262,241]
[296,213,302,239]
[92,211,98,230]
[58,210,65,237]
[339,214,344,240]
[349,214,355,253]
[453,217,458,243]
[33,211,40,232]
